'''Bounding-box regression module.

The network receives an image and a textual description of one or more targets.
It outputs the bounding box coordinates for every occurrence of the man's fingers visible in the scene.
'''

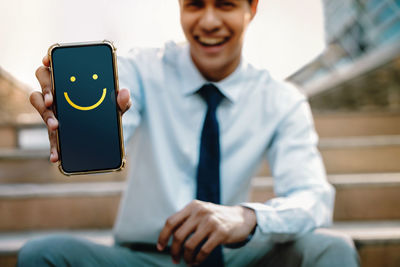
[157,208,191,251]
[30,91,59,162]
[170,216,197,264]
[30,91,58,131]
[42,55,50,67]
[117,88,131,114]
[33,55,57,163]
[48,130,59,163]
[35,66,53,107]
[35,66,52,93]
[182,224,211,265]
[193,234,222,265]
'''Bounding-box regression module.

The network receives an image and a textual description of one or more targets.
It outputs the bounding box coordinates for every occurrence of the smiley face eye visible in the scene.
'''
[93,74,98,80]
[70,76,76,82]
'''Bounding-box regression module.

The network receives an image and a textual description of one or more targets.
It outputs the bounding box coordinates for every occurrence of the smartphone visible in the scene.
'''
[48,40,125,175]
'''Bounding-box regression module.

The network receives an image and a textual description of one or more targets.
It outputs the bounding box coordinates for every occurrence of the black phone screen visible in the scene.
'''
[51,43,123,174]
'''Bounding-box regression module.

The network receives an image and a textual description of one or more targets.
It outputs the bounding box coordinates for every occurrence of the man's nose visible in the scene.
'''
[198,7,223,33]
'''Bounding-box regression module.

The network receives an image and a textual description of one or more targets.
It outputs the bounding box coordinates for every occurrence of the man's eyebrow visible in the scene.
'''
[182,0,242,2]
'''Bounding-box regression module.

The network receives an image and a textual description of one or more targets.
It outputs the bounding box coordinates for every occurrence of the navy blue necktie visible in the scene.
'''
[196,83,224,267]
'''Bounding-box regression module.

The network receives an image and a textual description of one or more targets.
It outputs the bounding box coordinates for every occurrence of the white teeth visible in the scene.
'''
[198,36,226,45]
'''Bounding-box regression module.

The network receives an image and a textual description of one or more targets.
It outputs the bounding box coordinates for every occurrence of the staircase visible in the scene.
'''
[1,112,400,267]
[254,112,400,267]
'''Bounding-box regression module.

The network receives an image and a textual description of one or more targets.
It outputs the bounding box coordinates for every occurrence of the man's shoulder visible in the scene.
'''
[269,79,305,101]
[246,64,306,104]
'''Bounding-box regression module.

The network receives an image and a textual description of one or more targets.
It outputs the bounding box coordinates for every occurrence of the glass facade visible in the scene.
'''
[362,0,400,47]
[289,0,400,89]
[326,0,400,63]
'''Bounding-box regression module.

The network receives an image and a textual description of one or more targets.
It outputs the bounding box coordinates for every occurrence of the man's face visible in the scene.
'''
[179,0,257,81]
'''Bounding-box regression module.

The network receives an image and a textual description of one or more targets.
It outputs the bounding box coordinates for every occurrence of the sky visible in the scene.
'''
[0,0,326,90]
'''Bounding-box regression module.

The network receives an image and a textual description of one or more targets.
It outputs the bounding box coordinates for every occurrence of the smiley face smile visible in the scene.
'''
[64,88,106,111]
[64,74,107,111]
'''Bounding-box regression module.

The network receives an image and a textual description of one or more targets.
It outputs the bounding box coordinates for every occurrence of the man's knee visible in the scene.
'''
[321,229,356,255]
[17,234,86,267]
[296,229,360,267]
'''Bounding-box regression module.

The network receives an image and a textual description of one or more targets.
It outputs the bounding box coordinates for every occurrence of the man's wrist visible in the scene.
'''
[241,205,257,233]
[224,206,257,249]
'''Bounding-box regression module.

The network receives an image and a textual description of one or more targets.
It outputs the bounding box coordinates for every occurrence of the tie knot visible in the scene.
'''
[198,83,224,110]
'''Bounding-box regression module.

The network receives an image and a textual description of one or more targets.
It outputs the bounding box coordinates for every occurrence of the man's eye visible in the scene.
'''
[217,1,236,9]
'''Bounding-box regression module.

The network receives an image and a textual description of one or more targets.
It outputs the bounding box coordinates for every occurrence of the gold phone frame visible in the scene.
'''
[48,40,126,176]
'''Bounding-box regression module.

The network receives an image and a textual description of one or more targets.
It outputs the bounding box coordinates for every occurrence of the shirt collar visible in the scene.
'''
[179,44,248,104]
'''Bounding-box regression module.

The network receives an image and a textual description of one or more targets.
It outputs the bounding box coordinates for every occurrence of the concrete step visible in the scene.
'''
[0,149,128,183]
[1,135,400,184]
[313,112,400,137]
[331,221,400,267]
[0,221,399,267]
[0,125,17,148]
[0,182,123,231]
[4,112,400,150]
[257,135,400,176]
[0,173,399,231]
[320,135,400,174]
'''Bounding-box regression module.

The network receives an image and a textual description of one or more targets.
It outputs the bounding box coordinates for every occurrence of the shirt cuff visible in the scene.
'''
[239,202,305,243]
[239,202,274,235]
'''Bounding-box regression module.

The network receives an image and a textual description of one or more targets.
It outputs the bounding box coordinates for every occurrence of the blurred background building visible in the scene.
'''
[0,67,40,149]
[289,0,400,112]
[0,67,46,150]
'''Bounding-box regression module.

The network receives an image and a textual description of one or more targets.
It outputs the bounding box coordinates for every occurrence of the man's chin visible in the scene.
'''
[192,58,234,81]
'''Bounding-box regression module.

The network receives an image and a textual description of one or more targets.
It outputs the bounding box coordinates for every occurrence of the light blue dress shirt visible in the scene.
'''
[113,41,335,266]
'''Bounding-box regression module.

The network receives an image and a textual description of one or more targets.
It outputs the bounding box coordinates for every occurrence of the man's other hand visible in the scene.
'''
[157,200,257,265]
[30,55,132,163]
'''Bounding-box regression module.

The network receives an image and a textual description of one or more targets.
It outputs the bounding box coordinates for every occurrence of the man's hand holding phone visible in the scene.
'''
[31,54,132,164]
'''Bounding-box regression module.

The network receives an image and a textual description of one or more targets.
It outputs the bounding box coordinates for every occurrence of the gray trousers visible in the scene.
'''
[17,229,359,267]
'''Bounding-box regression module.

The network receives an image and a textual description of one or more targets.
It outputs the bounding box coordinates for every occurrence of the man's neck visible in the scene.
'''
[190,53,242,82]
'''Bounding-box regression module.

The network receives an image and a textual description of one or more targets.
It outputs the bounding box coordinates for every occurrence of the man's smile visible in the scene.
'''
[195,36,229,46]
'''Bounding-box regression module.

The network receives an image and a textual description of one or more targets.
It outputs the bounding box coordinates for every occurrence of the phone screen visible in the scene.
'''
[51,43,123,174]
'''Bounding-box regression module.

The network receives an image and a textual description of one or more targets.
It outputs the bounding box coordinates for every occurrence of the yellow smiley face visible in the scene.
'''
[64,74,106,111]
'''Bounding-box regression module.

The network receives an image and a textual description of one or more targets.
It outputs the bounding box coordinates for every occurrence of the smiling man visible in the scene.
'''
[19,0,359,266]
[180,0,252,81]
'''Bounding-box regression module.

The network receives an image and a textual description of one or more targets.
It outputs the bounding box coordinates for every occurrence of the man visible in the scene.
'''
[18,0,359,266]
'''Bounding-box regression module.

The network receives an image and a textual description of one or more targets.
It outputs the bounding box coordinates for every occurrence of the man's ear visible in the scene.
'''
[250,0,259,20]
